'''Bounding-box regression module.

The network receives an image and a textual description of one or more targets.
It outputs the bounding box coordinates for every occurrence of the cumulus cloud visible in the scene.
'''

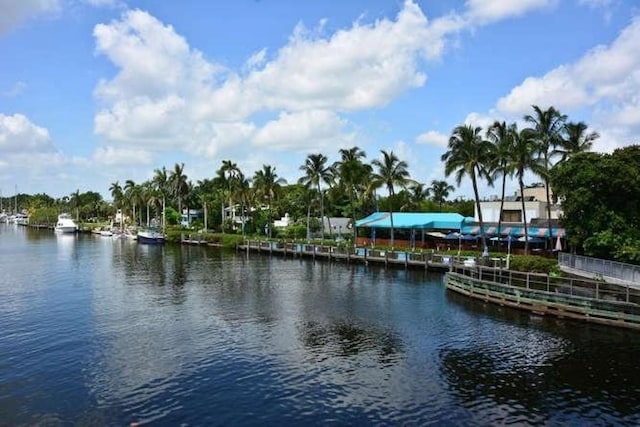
[0,0,60,34]
[496,17,640,148]
[91,2,471,158]
[465,0,553,23]
[0,113,64,179]
[0,113,57,154]
[416,130,449,147]
[254,110,349,151]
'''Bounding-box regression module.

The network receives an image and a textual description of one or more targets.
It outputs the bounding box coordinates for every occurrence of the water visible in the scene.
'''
[1,225,639,426]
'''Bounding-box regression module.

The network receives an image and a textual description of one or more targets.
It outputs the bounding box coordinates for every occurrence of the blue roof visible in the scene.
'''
[355,212,466,230]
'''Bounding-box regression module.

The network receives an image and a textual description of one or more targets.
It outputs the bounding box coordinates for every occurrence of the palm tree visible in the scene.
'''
[252,165,286,238]
[169,163,189,217]
[509,128,544,255]
[124,179,141,226]
[70,189,81,222]
[371,150,411,248]
[334,147,371,244]
[298,153,331,241]
[487,121,516,238]
[556,121,599,162]
[153,166,169,230]
[524,105,567,244]
[441,124,493,253]
[109,181,123,215]
[427,180,455,211]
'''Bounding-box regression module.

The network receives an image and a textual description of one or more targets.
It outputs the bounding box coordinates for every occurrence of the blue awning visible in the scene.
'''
[355,212,466,230]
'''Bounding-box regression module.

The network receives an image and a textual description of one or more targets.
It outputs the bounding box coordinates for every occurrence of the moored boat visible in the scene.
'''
[137,228,165,244]
[54,213,78,233]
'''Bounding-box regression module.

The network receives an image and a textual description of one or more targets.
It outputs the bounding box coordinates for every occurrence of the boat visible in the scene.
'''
[0,212,7,223]
[54,213,78,233]
[14,213,29,226]
[100,229,114,237]
[137,228,165,244]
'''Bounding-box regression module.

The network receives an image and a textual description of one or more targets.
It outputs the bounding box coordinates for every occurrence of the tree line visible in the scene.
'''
[7,104,636,264]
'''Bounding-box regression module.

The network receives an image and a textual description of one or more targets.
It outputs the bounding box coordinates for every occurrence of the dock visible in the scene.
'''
[445,265,640,330]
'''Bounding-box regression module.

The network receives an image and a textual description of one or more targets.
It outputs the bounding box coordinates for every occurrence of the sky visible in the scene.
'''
[1,0,639,201]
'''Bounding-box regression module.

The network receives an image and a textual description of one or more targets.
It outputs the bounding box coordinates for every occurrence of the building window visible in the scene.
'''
[501,210,522,222]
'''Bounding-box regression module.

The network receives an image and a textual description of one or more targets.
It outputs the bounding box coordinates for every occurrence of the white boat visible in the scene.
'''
[137,228,165,244]
[100,229,114,237]
[14,213,29,226]
[54,213,78,233]
[0,212,7,223]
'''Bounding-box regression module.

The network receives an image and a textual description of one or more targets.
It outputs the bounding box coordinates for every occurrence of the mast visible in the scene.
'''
[14,184,17,213]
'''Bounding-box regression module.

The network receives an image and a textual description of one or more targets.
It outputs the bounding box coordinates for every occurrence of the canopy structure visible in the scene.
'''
[355,212,468,230]
[462,225,565,238]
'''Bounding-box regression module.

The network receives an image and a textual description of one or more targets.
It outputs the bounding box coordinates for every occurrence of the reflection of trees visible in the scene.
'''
[298,320,403,364]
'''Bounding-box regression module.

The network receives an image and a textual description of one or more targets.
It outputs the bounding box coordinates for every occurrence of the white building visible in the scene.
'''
[476,185,561,224]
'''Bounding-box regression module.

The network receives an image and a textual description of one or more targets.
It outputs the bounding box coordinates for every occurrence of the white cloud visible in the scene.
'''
[0,114,65,183]
[0,113,57,154]
[0,0,61,34]
[496,16,640,149]
[254,110,350,151]
[465,0,554,23]
[416,130,448,147]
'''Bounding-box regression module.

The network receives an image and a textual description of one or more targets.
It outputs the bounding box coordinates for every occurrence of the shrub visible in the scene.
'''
[509,255,558,274]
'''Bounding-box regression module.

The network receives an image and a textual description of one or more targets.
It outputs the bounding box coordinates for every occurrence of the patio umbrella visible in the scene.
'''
[555,234,563,251]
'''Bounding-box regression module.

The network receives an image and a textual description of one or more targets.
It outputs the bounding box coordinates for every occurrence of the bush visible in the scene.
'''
[508,255,558,274]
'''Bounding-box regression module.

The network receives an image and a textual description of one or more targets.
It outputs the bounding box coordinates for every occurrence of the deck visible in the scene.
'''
[445,266,640,330]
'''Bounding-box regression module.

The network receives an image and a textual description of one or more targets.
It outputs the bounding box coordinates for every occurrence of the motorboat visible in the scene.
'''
[54,213,78,233]
[14,213,29,226]
[137,228,165,244]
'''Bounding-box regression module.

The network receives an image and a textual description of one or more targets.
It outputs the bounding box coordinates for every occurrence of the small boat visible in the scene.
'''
[100,229,113,237]
[54,213,78,234]
[137,228,165,244]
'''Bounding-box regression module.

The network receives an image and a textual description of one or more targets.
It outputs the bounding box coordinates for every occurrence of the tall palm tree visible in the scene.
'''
[524,105,567,244]
[70,189,81,222]
[487,121,516,238]
[334,147,371,244]
[109,181,123,214]
[427,180,455,211]
[169,163,189,217]
[371,150,411,248]
[509,128,544,255]
[298,153,331,241]
[153,166,169,230]
[441,124,493,253]
[124,179,141,226]
[252,165,286,238]
[556,121,599,162]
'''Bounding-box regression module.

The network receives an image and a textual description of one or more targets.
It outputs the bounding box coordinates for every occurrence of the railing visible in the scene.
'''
[559,253,640,286]
[449,265,640,305]
[241,240,506,269]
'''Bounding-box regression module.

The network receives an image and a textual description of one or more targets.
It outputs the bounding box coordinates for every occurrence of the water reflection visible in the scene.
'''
[440,294,640,425]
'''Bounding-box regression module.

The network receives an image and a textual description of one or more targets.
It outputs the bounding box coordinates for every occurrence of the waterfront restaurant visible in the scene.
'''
[355,211,566,253]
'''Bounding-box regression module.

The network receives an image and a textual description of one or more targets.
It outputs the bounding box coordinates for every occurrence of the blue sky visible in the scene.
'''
[1,0,639,201]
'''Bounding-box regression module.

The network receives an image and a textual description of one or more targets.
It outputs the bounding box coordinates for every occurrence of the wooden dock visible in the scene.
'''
[445,266,640,330]
[236,240,502,271]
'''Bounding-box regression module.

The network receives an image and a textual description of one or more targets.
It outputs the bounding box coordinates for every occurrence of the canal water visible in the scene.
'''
[1,224,639,426]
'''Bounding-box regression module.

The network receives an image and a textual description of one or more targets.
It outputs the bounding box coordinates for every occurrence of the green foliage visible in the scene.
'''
[508,255,558,274]
[165,206,180,225]
[551,145,640,264]
[28,207,58,225]
[281,224,307,239]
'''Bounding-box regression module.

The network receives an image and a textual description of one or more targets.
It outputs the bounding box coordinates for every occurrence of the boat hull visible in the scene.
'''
[137,231,165,244]
[55,226,77,234]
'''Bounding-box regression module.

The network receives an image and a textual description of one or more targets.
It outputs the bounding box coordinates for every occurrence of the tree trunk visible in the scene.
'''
[389,187,395,248]
[471,172,487,253]
[498,172,507,242]
[306,202,311,241]
[520,175,529,255]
